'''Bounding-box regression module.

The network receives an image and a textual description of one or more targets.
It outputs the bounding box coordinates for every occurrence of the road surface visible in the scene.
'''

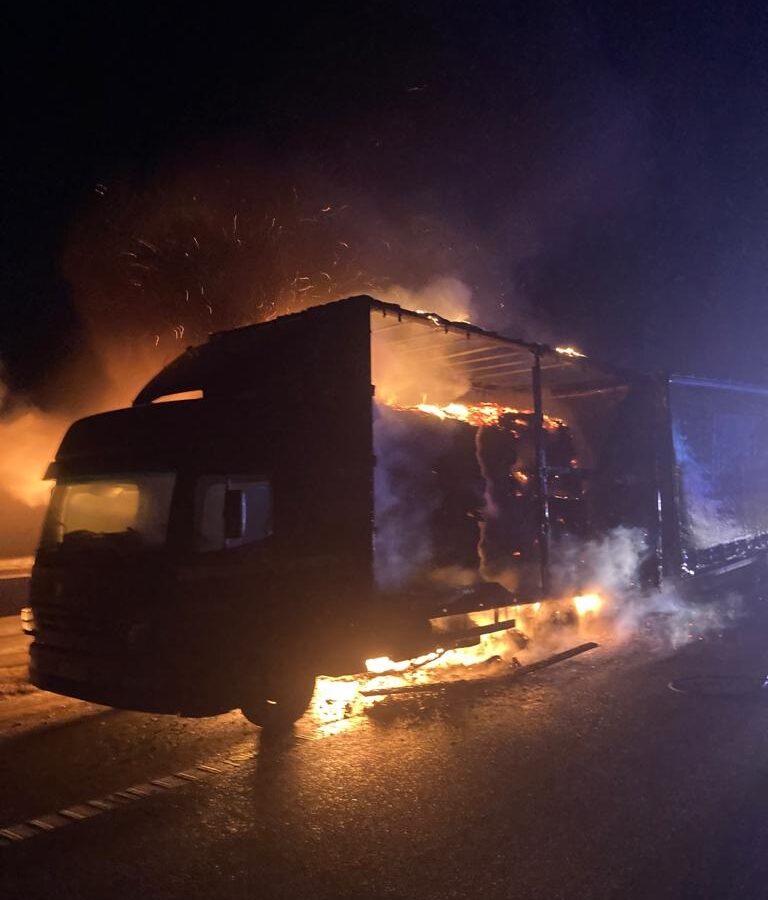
[0,556,32,616]
[3,601,768,899]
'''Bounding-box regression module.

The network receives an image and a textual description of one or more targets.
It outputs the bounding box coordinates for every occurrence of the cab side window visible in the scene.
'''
[195,477,272,551]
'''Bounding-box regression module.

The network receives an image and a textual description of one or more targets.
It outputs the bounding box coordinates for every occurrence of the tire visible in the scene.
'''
[240,667,316,731]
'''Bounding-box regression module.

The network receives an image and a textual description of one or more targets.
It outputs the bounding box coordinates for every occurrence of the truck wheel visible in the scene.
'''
[240,669,316,731]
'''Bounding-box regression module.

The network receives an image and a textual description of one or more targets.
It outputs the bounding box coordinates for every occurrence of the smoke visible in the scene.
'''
[0,342,173,557]
[61,160,508,353]
[551,527,649,599]
[380,277,474,324]
[1,95,617,559]
[371,342,741,655]
[372,398,739,657]
[372,402,445,590]
[0,398,64,509]
[60,135,581,366]
[0,145,506,560]
[613,581,742,651]
[0,376,64,554]
[551,526,742,651]
[673,428,745,550]
[370,277,475,410]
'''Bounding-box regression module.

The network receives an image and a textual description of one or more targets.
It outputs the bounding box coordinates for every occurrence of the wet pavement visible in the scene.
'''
[3,603,768,899]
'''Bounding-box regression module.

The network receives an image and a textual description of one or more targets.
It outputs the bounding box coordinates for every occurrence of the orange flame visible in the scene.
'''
[397,401,563,431]
[310,594,607,728]
[555,346,587,359]
[573,593,603,616]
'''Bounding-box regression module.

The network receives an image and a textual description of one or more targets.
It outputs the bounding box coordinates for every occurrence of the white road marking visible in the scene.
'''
[0,755,246,848]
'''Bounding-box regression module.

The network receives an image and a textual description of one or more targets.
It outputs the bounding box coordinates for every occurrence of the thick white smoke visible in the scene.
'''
[552,526,742,651]
[380,277,474,324]
[372,402,443,590]
[672,428,744,549]
[551,526,648,598]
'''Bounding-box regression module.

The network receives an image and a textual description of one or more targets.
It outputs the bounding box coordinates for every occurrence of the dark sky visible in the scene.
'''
[4,1,768,408]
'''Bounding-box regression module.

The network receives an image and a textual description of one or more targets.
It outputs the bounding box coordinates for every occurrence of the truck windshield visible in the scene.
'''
[42,473,176,549]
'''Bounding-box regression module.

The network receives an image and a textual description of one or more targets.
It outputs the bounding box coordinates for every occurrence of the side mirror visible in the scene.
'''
[223,489,246,540]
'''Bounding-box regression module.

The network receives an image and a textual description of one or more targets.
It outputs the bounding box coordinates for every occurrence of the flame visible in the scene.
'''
[412,304,471,325]
[311,676,362,727]
[555,346,587,359]
[310,628,521,727]
[309,606,547,727]
[308,595,608,728]
[573,592,603,616]
[364,633,508,675]
[404,401,563,431]
[364,652,445,674]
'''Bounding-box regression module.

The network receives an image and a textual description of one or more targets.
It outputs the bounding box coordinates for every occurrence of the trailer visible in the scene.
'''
[24,296,768,727]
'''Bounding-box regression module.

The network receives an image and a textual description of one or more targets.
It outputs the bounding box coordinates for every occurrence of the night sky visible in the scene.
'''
[4,1,768,413]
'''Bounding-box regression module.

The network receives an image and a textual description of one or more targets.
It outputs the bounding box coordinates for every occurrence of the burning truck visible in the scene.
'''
[22,296,768,727]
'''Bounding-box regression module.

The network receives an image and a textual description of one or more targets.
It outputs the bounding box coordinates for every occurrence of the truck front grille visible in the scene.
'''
[33,607,130,651]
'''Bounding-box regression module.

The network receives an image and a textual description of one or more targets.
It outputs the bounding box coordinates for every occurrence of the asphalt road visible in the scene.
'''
[3,602,768,899]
